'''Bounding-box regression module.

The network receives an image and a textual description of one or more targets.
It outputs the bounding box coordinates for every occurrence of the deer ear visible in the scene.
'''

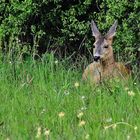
[106,20,118,38]
[91,20,101,38]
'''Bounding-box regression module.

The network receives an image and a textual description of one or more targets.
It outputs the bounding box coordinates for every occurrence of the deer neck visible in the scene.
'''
[100,54,115,71]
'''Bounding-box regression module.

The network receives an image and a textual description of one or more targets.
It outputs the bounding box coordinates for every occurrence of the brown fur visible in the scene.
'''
[83,21,130,84]
[82,61,130,84]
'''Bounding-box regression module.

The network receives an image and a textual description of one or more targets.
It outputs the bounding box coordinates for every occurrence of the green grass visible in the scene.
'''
[0,54,140,140]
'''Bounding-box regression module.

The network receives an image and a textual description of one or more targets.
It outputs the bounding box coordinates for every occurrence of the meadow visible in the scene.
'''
[0,53,140,140]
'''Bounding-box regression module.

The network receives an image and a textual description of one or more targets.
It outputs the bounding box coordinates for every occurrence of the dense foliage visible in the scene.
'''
[0,0,139,63]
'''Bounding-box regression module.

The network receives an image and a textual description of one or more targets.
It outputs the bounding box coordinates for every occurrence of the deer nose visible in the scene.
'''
[94,56,100,61]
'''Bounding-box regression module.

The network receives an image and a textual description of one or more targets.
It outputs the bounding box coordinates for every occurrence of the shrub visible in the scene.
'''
[0,0,139,64]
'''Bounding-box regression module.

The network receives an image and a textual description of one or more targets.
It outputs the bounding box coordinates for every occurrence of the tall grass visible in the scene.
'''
[0,53,140,140]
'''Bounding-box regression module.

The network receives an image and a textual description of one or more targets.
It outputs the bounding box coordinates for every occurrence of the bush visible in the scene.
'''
[0,0,139,64]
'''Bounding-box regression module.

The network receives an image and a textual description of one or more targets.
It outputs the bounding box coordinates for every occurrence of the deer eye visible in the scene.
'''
[104,46,108,48]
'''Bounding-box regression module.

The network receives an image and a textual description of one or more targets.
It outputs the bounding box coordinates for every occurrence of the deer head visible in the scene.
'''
[91,20,118,62]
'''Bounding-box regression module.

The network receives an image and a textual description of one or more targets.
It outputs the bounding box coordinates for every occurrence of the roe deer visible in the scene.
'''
[82,20,131,84]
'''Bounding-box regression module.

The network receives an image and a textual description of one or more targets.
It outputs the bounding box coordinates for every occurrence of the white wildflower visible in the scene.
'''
[134,126,138,130]
[54,60,58,64]
[112,124,117,129]
[81,96,85,100]
[106,118,112,123]
[74,82,79,88]
[78,120,86,127]
[44,129,50,136]
[58,112,65,118]
[77,112,84,118]
[85,134,89,139]
[36,127,41,138]
[128,91,135,96]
